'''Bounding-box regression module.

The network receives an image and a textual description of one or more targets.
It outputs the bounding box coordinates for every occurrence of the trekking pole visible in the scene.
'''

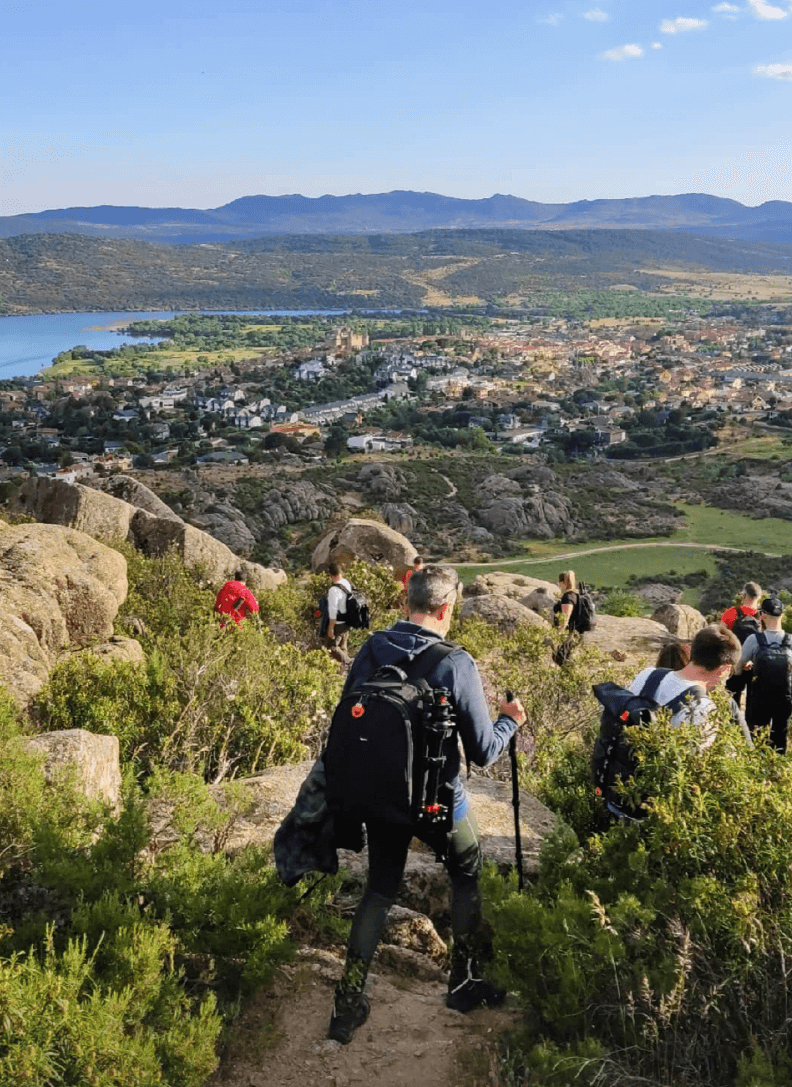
[506,690,524,892]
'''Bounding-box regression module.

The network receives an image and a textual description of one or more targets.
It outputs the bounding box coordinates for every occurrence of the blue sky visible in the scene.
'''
[1,0,790,215]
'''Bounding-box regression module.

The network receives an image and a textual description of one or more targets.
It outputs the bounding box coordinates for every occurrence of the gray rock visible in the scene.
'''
[379,502,423,537]
[651,603,707,640]
[635,583,684,607]
[357,463,406,502]
[90,474,182,522]
[459,594,549,634]
[312,518,416,579]
[0,522,127,703]
[23,729,122,811]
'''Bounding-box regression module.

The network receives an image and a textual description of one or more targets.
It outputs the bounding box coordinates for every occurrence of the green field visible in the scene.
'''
[456,502,792,606]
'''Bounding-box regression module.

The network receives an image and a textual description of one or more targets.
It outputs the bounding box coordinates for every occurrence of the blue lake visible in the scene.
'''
[0,309,349,379]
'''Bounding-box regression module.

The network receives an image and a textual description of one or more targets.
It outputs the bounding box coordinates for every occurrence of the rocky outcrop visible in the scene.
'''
[634,583,684,607]
[91,474,182,522]
[520,586,558,618]
[0,522,127,703]
[357,463,406,503]
[182,502,257,556]
[379,503,424,537]
[582,613,670,669]
[22,728,122,810]
[312,518,416,578]
[477,474,575,539]
[460,594,550,634]
[12,475,136,541]
[79,635,145,665]
[464,572,558,600]
[707,474,792,522]
[10,474,285,591]
[651,603,707,640]
[252,480,341,533]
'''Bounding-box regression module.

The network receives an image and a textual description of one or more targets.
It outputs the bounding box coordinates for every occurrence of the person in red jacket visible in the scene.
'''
[214,570,260,627]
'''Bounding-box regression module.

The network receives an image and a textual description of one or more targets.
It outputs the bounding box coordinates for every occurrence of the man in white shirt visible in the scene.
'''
[629,623,745,748]
[734,597,792,752]
[326,561,352,664]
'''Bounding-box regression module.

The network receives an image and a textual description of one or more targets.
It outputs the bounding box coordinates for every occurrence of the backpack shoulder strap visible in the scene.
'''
[664,684,702,717]
[638,668,671,703]
[403,640,457,684]
[756,632,768,649]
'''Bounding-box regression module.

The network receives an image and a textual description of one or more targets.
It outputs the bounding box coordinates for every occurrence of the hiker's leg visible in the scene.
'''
[747,698,772,742]
[769,700,791,754]
[340,820,412,985]
[329,820,412,1043]
[444,808,506,1012]
[446,808,483,942]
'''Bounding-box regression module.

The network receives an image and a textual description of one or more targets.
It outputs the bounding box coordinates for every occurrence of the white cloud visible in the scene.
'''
[651,41,663,47]
[755,62,792,78]
[661,16,709,31]
[747,0,788,18]
[712,2,740,15]
[601,43,644,59]
[537,12,564,24]
[583,7,610,19]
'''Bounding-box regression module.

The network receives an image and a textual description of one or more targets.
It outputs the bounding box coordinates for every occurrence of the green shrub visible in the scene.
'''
[0,927,221,1086]
[31,654,180,767]
[599,588,648,617]
[486,696,792,1086]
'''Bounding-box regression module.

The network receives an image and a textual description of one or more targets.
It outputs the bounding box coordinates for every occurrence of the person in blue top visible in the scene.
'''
[327,563,526,1044]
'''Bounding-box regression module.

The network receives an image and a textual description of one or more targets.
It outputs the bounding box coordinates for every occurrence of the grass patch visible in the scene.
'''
[458,545,719,597]
[673,502,790,552]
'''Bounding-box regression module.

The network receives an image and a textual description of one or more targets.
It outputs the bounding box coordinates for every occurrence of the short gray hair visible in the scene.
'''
[407,564,460,614]
[743,581,761,600]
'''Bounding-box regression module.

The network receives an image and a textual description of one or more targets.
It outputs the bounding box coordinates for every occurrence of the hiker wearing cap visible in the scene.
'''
[734,597,792,753]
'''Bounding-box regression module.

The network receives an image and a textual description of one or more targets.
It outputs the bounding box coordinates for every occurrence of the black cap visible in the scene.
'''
[762,597,784,617]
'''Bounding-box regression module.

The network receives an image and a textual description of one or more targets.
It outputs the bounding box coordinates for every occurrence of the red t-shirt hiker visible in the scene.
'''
[214,578,259,627]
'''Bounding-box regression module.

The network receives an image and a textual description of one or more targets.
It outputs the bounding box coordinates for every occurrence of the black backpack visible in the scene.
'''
[316,584,370,636]
[344,586,370,630]
[591,668,700,818]
[324,641,458,839]
[732,607,761,646]
[751,632,792,697]
[571,582,597,634]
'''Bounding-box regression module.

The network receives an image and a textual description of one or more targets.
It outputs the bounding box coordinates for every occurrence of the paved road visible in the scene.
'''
[456,540,779,569]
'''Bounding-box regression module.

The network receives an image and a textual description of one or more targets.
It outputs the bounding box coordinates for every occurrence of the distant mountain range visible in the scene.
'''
[3,191,792,246]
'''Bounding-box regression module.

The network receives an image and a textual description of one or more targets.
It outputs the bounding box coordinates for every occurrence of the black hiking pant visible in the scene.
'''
[747,693,792,754]
[345,809,483,970]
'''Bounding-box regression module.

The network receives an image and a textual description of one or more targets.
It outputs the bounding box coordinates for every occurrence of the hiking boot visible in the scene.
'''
[446,976,507,1013]
[327,990,370,1044]
[446,947,506,1013]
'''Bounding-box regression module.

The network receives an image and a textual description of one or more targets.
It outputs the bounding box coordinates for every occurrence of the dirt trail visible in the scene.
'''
[211,948,517,1087]
[456,539,779,569]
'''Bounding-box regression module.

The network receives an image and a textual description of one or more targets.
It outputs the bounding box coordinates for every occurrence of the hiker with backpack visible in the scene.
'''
[213,570,260,628]
[322,562,355,665]
[722,581,763,708]
[592,624,745,821]
[552,570,596,666]
[323,563,526,1044]
[734,597,792,753]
